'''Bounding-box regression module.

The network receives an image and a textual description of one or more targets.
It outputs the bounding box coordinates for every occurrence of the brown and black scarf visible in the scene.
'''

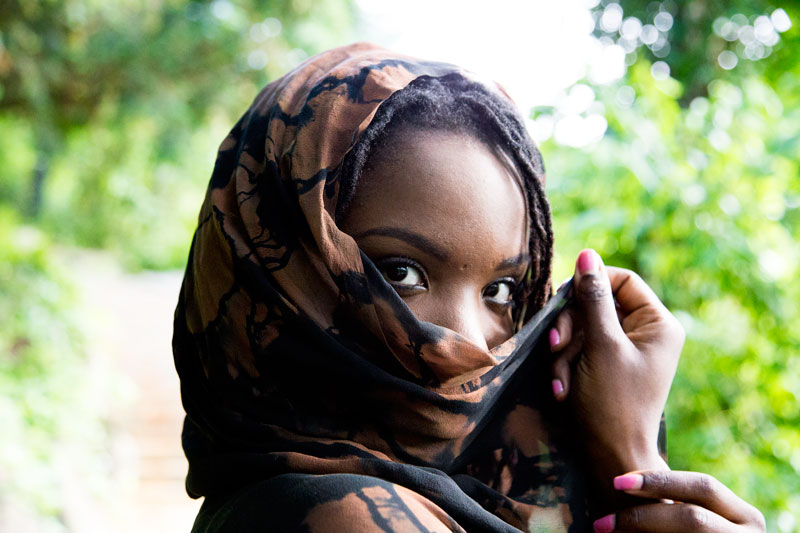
[174,42,589,532]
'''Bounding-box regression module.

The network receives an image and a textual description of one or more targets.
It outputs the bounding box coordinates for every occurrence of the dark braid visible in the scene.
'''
[337,73,554,317]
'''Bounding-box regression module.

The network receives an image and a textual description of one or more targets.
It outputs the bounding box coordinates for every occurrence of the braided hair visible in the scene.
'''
[336,72,554,320]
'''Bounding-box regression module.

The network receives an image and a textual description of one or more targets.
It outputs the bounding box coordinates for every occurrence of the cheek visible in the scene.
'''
[404,289,516,351]
[483,307,516,350]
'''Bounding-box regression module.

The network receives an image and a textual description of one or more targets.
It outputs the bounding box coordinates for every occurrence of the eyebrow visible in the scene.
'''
[352,227,450,262]
[495,253,530,271]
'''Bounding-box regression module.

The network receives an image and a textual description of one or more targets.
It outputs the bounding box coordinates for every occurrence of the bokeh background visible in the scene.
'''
[2,0,799,531]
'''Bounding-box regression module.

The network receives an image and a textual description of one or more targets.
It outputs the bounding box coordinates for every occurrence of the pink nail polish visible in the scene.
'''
[614,473,644,491]
[577,249,600,275]
[548,328,560,349]
[593,514,615,533]
[552,379,564,397]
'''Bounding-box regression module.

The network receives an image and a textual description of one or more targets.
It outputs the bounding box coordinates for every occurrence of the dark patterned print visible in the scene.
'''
[174,43,591,532]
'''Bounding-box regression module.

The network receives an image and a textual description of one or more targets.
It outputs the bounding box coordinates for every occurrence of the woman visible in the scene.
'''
[173,43,764,532]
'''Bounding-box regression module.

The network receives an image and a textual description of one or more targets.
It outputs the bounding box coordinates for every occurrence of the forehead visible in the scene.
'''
[343,130,528,264]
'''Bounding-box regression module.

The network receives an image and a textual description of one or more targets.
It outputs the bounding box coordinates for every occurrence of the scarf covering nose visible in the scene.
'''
[174,42,588,532]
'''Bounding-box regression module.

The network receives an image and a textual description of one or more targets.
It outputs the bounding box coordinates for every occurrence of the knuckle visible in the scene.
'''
[619,505,644,529]
[675,323,687,346]
[755,510,767,531]
[691,472,718,495]
[666,313,686,342]
[557,315,573,338]
[681,505,711,529]
[746,506,767,531]
[629,505,643,527]
[618,269,645,294]
[625,269,643,286]
[643,470,670,491]
[577,273,611,302]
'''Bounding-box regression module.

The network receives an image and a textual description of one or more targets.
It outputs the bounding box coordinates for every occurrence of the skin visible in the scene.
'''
[339,129,529,350]
[338,128,765,532]
[553,249,765,532]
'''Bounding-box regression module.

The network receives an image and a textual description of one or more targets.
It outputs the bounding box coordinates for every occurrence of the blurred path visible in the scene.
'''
[67,250,200,532]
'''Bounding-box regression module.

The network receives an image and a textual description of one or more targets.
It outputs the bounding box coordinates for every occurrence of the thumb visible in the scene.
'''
[573,249,624,348]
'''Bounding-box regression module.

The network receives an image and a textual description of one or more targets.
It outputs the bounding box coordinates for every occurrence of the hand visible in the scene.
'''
[593,470,766,532]
[549,250,684,495]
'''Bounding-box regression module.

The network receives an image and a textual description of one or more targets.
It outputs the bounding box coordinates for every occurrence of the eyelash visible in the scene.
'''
[484,277,522,307]
[375,257,428,290]
[374,256,522,307]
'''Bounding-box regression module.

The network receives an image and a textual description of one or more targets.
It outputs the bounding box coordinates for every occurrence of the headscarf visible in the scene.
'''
[173,42,588,532]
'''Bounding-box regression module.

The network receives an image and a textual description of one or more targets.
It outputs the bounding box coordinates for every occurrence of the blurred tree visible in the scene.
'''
[0,208,96,531]
[0,0,354,223]
[538,3,800,529]
[2,0,798,529]
[591,0,799,102]
[0,1,355,529]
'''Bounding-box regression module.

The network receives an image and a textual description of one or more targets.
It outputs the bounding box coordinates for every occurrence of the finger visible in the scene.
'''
[605,266,667,316]
[551,356,568,401]
[549,310,574,351]
[550,309,582,400]
[551,340,582,401]
[613,471,763,526]
[604,266,684,346]
[615,301,625,324]
[572,249,625,348]
[594,503,738,533]
[548,312,567,400]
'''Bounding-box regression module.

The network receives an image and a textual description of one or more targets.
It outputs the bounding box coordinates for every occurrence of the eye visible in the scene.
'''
[483,279,517,305]
[377,258,427,290]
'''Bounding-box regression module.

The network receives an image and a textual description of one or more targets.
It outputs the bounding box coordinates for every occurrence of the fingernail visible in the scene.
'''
[551,379,564,397]
[614,473,644,491]
[577,249,600,275]
[593,514,615,533]
[548,328,560,349]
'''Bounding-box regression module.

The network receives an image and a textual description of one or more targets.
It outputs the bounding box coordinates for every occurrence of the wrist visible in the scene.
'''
[588,428,665,470]
[600,440,665,475]
[578,410,665,469]
[581,432,667,512]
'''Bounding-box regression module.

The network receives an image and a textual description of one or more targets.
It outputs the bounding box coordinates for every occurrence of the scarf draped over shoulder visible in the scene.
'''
[174,42,589,532]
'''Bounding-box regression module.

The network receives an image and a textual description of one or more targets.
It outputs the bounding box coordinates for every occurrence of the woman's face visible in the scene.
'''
[339,129,529,350]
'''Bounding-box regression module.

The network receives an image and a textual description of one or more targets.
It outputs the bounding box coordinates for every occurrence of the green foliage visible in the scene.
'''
[591,0,800,102]
[2,0,798,529]
[0,210,112,531]
[0,1,356,527]
[0,0,356,269]
[569,2,800,528]
[546,57,800,533]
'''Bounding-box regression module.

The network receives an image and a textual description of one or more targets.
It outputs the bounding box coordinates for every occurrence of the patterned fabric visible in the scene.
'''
[173,42,589,532]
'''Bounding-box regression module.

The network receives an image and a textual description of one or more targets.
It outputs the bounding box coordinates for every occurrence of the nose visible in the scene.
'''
[425,290,489,351]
